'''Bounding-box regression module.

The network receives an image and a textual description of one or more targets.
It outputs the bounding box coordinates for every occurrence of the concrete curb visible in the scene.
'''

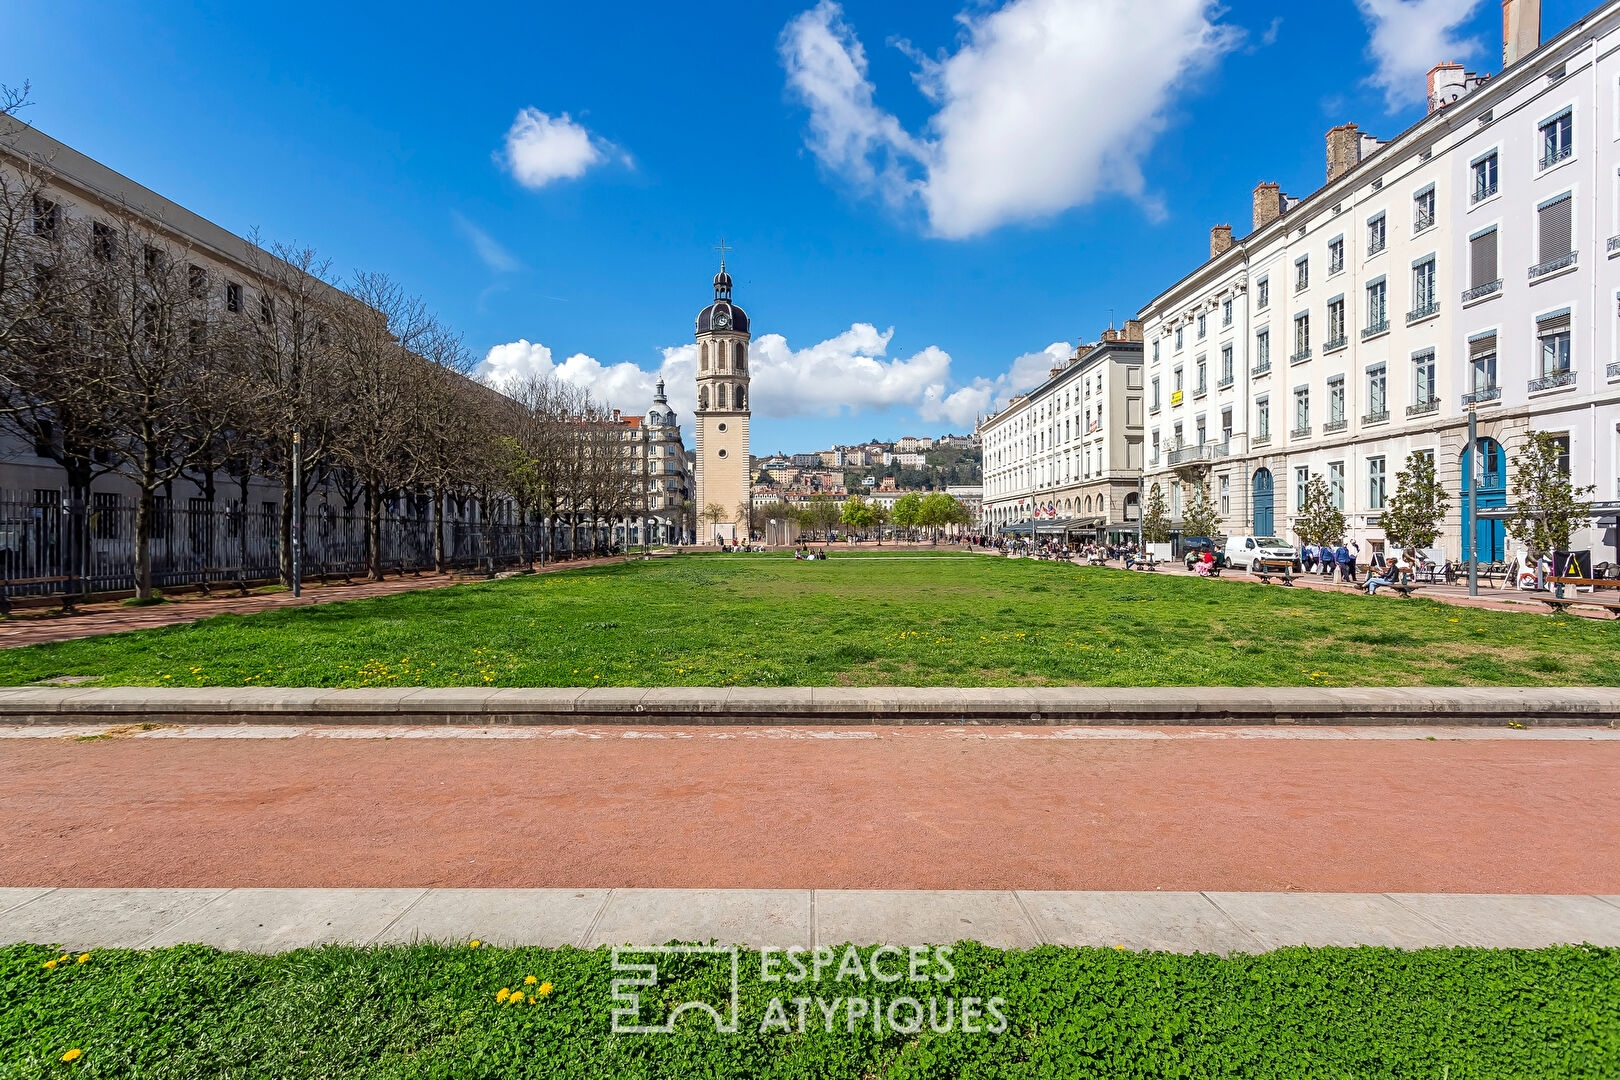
[3,887,1617,953]
[0,686,1616,727]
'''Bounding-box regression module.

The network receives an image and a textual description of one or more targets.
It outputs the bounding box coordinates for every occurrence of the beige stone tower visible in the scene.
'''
[693,259,751,541]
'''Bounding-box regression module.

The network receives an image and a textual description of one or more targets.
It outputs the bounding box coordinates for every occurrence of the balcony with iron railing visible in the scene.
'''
[1528,370,1575,393]
[1362,410,1389,425]
[1194,383,1207,400]
[1250,360,1271,377]
[1217,375,1234,390]
[1609,361,1620,380]
[1540,143,1573,170]
[1361,318,1389,340]
[1608,235,1620,254]
[1290,424,1311,439]
[1461,386,1501,406]
[1413,210,1435,233]
[1290,347,1312,365]
[1166,442,1230,466]
[1530,251,1577,279]
[1406,300,1440,325]
[1323,334,1348,353]
[1407,398,1438,417]
[1322,418,1348,435]
[1252,433,1270,448]
[1462,279,1501,302]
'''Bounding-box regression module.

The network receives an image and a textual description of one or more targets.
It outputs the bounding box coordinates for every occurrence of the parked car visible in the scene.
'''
[1224,535,1299,571]
[1182,536,1225,570]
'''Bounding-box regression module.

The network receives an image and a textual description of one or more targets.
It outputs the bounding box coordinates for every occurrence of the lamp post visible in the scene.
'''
[291,429,303,599]
[1465,404,1477,597]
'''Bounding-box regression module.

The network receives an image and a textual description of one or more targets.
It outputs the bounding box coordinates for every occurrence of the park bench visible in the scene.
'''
[0,575,79,615]
[1538,577,1620,618]
[1251,558,1294,586]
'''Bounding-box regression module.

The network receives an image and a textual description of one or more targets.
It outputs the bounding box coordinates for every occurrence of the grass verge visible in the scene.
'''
[1,554,1616,687]
[2,941,1616,1077]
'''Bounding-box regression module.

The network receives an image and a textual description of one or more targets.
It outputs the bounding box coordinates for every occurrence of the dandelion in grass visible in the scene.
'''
[510,990,525,1004]
[524,975,537,985]
[496,988,511,1002]
[60,1049,82,1063]
[469,940,481,948]
[536,981,554,996]
[76,953,89,964]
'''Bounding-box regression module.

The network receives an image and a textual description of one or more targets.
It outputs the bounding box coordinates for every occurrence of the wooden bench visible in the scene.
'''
[0,575,79,614]
[1252,559,1294,586]
[1538,577,1620,618]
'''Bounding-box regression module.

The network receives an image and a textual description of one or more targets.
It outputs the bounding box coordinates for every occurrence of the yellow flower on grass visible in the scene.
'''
[42,959,57,969]
[469,940,481,948]
[536,981,554,996]
[61,1049,82,1063]
[524,975,537,985]
[509,991,525,1004]
[496,987,511,1002]
[76,953,89,964]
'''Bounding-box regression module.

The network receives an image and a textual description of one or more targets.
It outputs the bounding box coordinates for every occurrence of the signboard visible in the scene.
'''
[1553,549,1591,580]
[1170,390,1183,406]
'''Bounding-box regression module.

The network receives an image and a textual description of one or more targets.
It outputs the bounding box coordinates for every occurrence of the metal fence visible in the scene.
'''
[0,488,617,605]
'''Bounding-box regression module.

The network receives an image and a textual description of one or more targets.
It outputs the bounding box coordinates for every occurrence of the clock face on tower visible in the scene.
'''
[714,307,731,330]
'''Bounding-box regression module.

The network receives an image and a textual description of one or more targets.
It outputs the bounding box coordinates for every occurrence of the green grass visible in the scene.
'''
[1,553,1615,687]
[3,941,1616,1078]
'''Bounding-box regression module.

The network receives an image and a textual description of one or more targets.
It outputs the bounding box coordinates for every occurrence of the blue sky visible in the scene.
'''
[2,0,1591,453]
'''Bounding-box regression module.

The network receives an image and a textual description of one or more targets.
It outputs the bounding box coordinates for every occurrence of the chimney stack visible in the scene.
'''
[1209,224,1233,259]
[1252,182,1284,231]
[1121,318,1144,343]
[1326,123,1362,182]
[1503,0,1541,67]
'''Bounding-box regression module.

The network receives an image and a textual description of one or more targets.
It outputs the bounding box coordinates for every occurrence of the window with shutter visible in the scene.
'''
[1538,195,1573,264]
[1470,229,1498,287]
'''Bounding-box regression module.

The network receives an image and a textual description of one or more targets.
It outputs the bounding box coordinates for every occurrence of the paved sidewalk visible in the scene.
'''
[0,556,629,649]
[2,888,1616,953]
[1,685,1615,726]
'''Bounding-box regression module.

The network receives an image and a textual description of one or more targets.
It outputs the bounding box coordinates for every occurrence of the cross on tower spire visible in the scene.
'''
[712,236,733,272]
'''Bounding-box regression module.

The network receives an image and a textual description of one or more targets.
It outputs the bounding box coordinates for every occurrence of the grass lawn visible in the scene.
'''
[0,553,1615,687]
[3,941,1616,1078]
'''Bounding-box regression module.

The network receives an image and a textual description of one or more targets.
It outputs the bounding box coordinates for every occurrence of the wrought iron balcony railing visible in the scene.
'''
[1361,319,1389,340]
[1406,398,1439,417]
[1461,386,1501,406]
[1462,280,1501,302]
[1529,251,1577,279]
[1406,300,1440,324]
[1528,371,1575,393]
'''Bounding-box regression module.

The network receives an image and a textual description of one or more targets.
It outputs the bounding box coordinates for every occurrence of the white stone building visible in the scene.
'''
[1141,0,1620,563]
[979,324,1146,542]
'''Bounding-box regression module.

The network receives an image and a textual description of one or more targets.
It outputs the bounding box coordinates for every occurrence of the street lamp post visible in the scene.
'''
[291,429,303,599]
[1465,404,1477,597]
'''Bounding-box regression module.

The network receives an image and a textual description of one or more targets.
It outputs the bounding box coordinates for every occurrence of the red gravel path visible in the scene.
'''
[5,730,1617,893]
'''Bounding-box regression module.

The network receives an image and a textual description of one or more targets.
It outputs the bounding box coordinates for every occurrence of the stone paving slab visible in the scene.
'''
[1021,891,1257,953]
[143,888,427,952]
[1207,892,1466,950]
[374,888,609,947]
[0,888,230,948]
[0,687,1615,727]
[6,889,1620,953]
[814,890,1040,949]
[584,889,810,949]
[1388,893,1620,948]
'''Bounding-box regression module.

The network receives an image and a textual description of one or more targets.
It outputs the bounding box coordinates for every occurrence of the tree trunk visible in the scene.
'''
[365,480,383,582]
[279,458,295,587]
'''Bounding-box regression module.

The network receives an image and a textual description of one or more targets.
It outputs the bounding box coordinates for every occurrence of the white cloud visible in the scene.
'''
[780,0,1240,238]
[477,323,1056,429]
[1356,0,1482,112]
[450,211,522,273]
[919,341,1070,427]
[499,108,617,189]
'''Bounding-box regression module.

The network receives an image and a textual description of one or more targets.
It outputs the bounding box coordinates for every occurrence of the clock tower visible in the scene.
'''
[693,257,751,542]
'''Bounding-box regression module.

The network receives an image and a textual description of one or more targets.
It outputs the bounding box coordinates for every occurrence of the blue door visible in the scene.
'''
[1252,468,1274,536]
[1460,438,1506,562]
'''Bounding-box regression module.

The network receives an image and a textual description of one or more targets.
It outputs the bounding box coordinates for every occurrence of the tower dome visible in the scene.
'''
[696,257,749,334]
[646,378,676,427]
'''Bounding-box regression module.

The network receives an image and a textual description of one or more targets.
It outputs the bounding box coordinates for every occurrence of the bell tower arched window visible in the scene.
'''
[735,385,746,410]
[717,383,728,409]
[698,385,709,410]
[735,342,746,371]
[700,342,709,371]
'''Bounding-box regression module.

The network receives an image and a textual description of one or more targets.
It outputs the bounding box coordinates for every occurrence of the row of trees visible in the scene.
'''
[0,139,665,597]
[742,492,973,543]
[1139,432,1594,557]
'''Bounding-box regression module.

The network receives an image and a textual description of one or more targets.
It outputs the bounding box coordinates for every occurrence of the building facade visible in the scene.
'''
[979,324,1146,541]
[692,261,752,541]
[1141,0,1620,562]
[636,379,691,545]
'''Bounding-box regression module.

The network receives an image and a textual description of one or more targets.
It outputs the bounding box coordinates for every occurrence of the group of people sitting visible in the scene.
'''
[793,546,828,560]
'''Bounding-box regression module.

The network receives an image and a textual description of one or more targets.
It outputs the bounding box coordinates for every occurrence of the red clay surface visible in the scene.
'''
[3,729,1617,893]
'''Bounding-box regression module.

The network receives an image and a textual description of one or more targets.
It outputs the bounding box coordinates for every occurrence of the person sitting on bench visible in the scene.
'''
[1365,550,1409,595]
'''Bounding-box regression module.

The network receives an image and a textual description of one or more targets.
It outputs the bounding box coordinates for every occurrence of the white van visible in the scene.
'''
[1223,535,1296,570]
